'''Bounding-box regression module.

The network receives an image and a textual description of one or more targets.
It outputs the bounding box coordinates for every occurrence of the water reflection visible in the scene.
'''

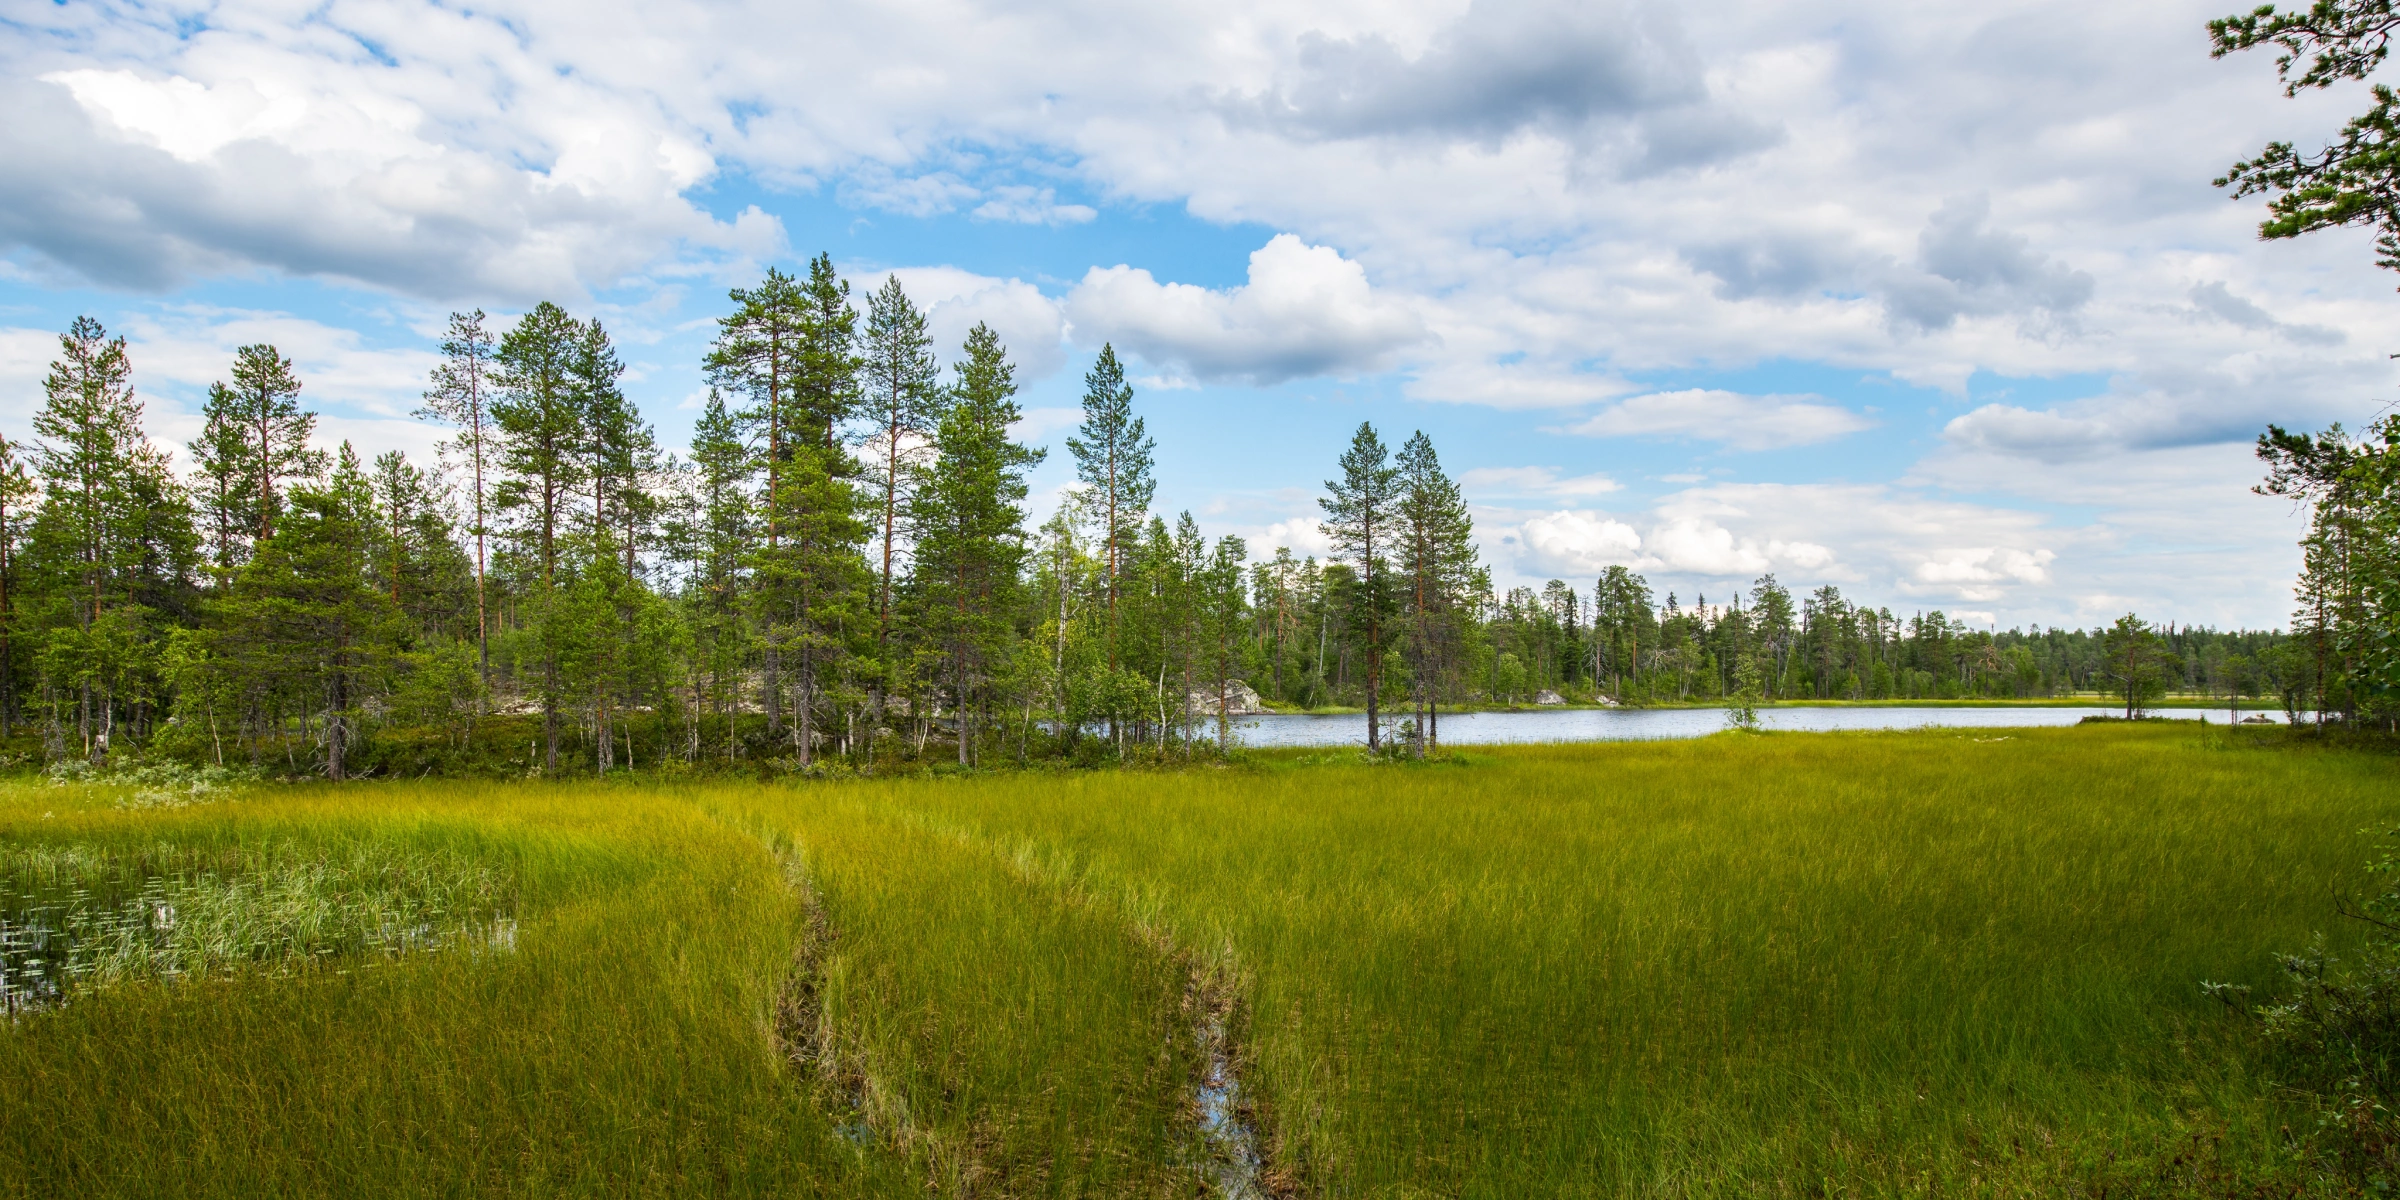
[1226,705,2256,748]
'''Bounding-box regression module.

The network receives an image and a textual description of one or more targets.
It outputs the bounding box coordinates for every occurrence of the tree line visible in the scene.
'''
[0,259,2287,777]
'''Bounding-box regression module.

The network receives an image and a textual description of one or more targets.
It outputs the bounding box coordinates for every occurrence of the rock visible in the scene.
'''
[1534,690,1566,706]
[1189,681,1267,716]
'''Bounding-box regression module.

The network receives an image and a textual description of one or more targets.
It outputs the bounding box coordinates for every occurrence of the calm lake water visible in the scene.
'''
[1224,705,2267,748]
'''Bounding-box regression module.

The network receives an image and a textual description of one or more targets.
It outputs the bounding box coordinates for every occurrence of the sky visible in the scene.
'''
[0,0,2391,631]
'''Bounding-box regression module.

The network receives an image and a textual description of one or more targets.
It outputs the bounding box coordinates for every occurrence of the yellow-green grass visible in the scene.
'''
[0,781,915,1198]
[0,724,2391,1197]
[818,726,2397,1195]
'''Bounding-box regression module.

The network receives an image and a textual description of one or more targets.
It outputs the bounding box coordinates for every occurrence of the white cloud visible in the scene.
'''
[851,265,1070,380]
[0,0,2388,627]
[1518,509,1644,574]
[970,186,1098,226]
[0,307,448,470]
[1457,465,1621,498]
[8,51,779,300]
[1562,389,1873,450]
[1257,514,1337,559]
[1065,234,1427,385]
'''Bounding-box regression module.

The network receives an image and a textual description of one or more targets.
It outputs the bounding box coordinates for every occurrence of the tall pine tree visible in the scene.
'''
[912,322,1042,764]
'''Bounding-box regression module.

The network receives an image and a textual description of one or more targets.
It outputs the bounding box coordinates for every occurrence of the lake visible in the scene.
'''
[1222,705,2272,748]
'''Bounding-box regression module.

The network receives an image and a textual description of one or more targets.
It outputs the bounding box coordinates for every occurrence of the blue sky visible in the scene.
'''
[5,0,2395,629]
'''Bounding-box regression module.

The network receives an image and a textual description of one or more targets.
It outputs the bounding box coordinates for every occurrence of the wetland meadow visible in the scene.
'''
[3,721,2389,1197]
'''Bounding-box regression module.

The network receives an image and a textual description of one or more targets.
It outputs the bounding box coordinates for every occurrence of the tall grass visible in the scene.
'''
[0,780,907,1199]
[727,794,1200,1195]
[0,724,2388,1196]
[835,725,2399,1195]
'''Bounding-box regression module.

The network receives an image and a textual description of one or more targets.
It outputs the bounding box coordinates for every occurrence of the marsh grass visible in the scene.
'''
[0,724,2389,1197]
[823,725,2398,1196]
[2,839,516,1014]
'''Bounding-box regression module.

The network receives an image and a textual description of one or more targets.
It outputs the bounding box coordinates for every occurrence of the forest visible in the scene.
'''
[0,255,2303,778]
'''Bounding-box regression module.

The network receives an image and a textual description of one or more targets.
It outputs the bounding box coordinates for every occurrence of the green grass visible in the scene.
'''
[1,724,2391,1196]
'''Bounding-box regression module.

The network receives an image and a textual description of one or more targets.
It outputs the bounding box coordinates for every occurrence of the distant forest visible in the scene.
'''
[0,257,2300,777]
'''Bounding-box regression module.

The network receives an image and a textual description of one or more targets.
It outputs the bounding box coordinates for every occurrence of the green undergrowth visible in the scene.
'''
[0,724,2388,1197]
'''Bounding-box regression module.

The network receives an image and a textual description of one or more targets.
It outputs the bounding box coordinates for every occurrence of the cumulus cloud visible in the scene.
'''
[1476,482,2090,616]
[1882,196,2094,334]
[864,265,1070,380]
[1235,0,1775,172]
[1257,514,1337,559]
[2187,281,2344,346]
[0,306,447,468]
[1683,229,1864,302]
[1,0,2391,627]
[1518,509,1645,574]
[4,58,780,301]
[1561,389,1872,449]
[1065,235,1426,385]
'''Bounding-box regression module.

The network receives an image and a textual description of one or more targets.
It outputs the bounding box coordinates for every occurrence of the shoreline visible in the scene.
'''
[1252,696,2267,716]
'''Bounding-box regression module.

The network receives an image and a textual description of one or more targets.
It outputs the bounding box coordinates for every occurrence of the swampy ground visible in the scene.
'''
[0,723,2390,1198]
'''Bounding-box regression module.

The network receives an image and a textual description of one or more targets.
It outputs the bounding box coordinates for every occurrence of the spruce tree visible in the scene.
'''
[744,254,866,762]
[912,323,1043,764]
[1320,422,1399,751]
[219,443,401,780]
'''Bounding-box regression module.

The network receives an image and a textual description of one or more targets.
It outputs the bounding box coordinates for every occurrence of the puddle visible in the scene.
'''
[2,849,517,1017]
[1190,982,1270,1199]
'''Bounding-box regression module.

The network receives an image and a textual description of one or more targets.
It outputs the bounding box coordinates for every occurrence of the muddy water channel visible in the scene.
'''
[1229,704,2245,748]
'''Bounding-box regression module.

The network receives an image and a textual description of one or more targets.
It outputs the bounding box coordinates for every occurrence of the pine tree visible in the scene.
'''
[707,267,810,737]
[1065,344,1156,671]
[1199,534,1249,750]
[1396,431,1476,753]
[673,390,756,759]
[566,317,650,773]
[220,345,322,544]
[188,383,255,575]
[493,301,587,773]
[1594,566,1653,701]
[748,254,867,763]
[911,323,1043,765]
[2100,613,2177,719]
[1320,422,1399,752]
[25,318,197,760]
[860,276,945,658]
[419,310,499,698]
